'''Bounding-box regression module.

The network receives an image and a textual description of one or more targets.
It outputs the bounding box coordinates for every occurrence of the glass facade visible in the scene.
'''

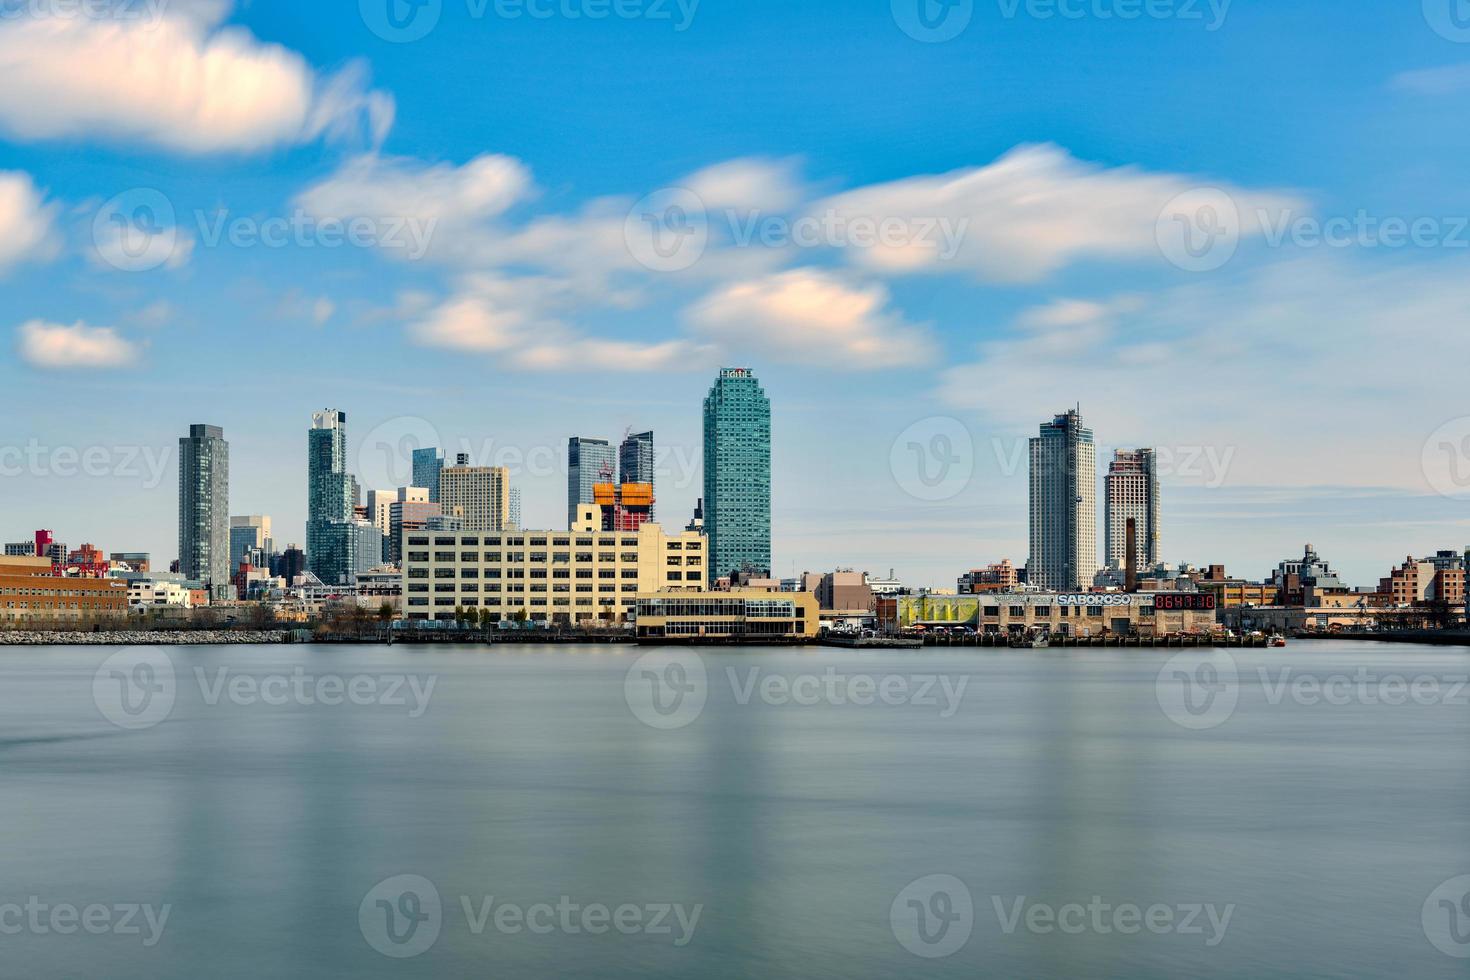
[619,430,656,519]
[178,424,230,600]
[567,437,615,528]
[307,410,355,584]
[703,368,771,582]
[412,447,442,503]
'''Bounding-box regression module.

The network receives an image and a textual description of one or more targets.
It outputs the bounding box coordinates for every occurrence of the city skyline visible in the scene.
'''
[9,387,1470,592]
[4,4,1470,591]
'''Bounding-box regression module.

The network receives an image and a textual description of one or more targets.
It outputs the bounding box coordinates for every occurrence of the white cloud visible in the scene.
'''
[684,157,805,213]
[16,320,139,369]
[815,144,1304,283]
[937,255,1470,491]
[405,274,716,371]
[686,269,932,369]
[0,7,393,153]
[0,171,58,272]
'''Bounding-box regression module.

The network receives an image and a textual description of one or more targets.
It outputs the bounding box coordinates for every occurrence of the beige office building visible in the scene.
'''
[440,463,510,532]
[401,506,706,623]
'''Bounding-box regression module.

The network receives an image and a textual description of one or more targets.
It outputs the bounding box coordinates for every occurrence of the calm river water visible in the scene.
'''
[0,641,1467,978]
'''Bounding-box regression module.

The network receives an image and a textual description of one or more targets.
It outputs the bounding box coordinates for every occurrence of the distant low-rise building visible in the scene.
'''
[898,591,1218,637]
[635,590,818,642]
[1380,554,1466,608]
[959,560,1019,594]
[0,556,129,622]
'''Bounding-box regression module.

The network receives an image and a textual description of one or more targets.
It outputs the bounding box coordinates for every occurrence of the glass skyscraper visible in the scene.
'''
[567,437,615,528]
[307,410,355,584]
[619,430,655,519]
[1028,409,1098,591]
[178,424,230,600]
[412,447,443,503]
[703,368,771,582]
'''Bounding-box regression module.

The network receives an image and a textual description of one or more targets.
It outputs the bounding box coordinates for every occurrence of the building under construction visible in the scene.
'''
[593,483,655,532]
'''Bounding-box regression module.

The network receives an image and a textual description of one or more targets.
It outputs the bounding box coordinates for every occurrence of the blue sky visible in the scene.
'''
[3,0,1470,587]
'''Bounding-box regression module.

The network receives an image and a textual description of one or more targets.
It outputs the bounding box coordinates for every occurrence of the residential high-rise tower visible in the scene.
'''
[1105,449,1160,574]
[703,368,771,582]
[307,410,355,584]
[1027,409,1097,591]
[179,424,231,600]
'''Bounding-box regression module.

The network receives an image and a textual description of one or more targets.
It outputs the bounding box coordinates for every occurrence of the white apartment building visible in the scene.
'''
[128,580,194,611]
[401,507,706,623]
[1104,448,1160,572]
